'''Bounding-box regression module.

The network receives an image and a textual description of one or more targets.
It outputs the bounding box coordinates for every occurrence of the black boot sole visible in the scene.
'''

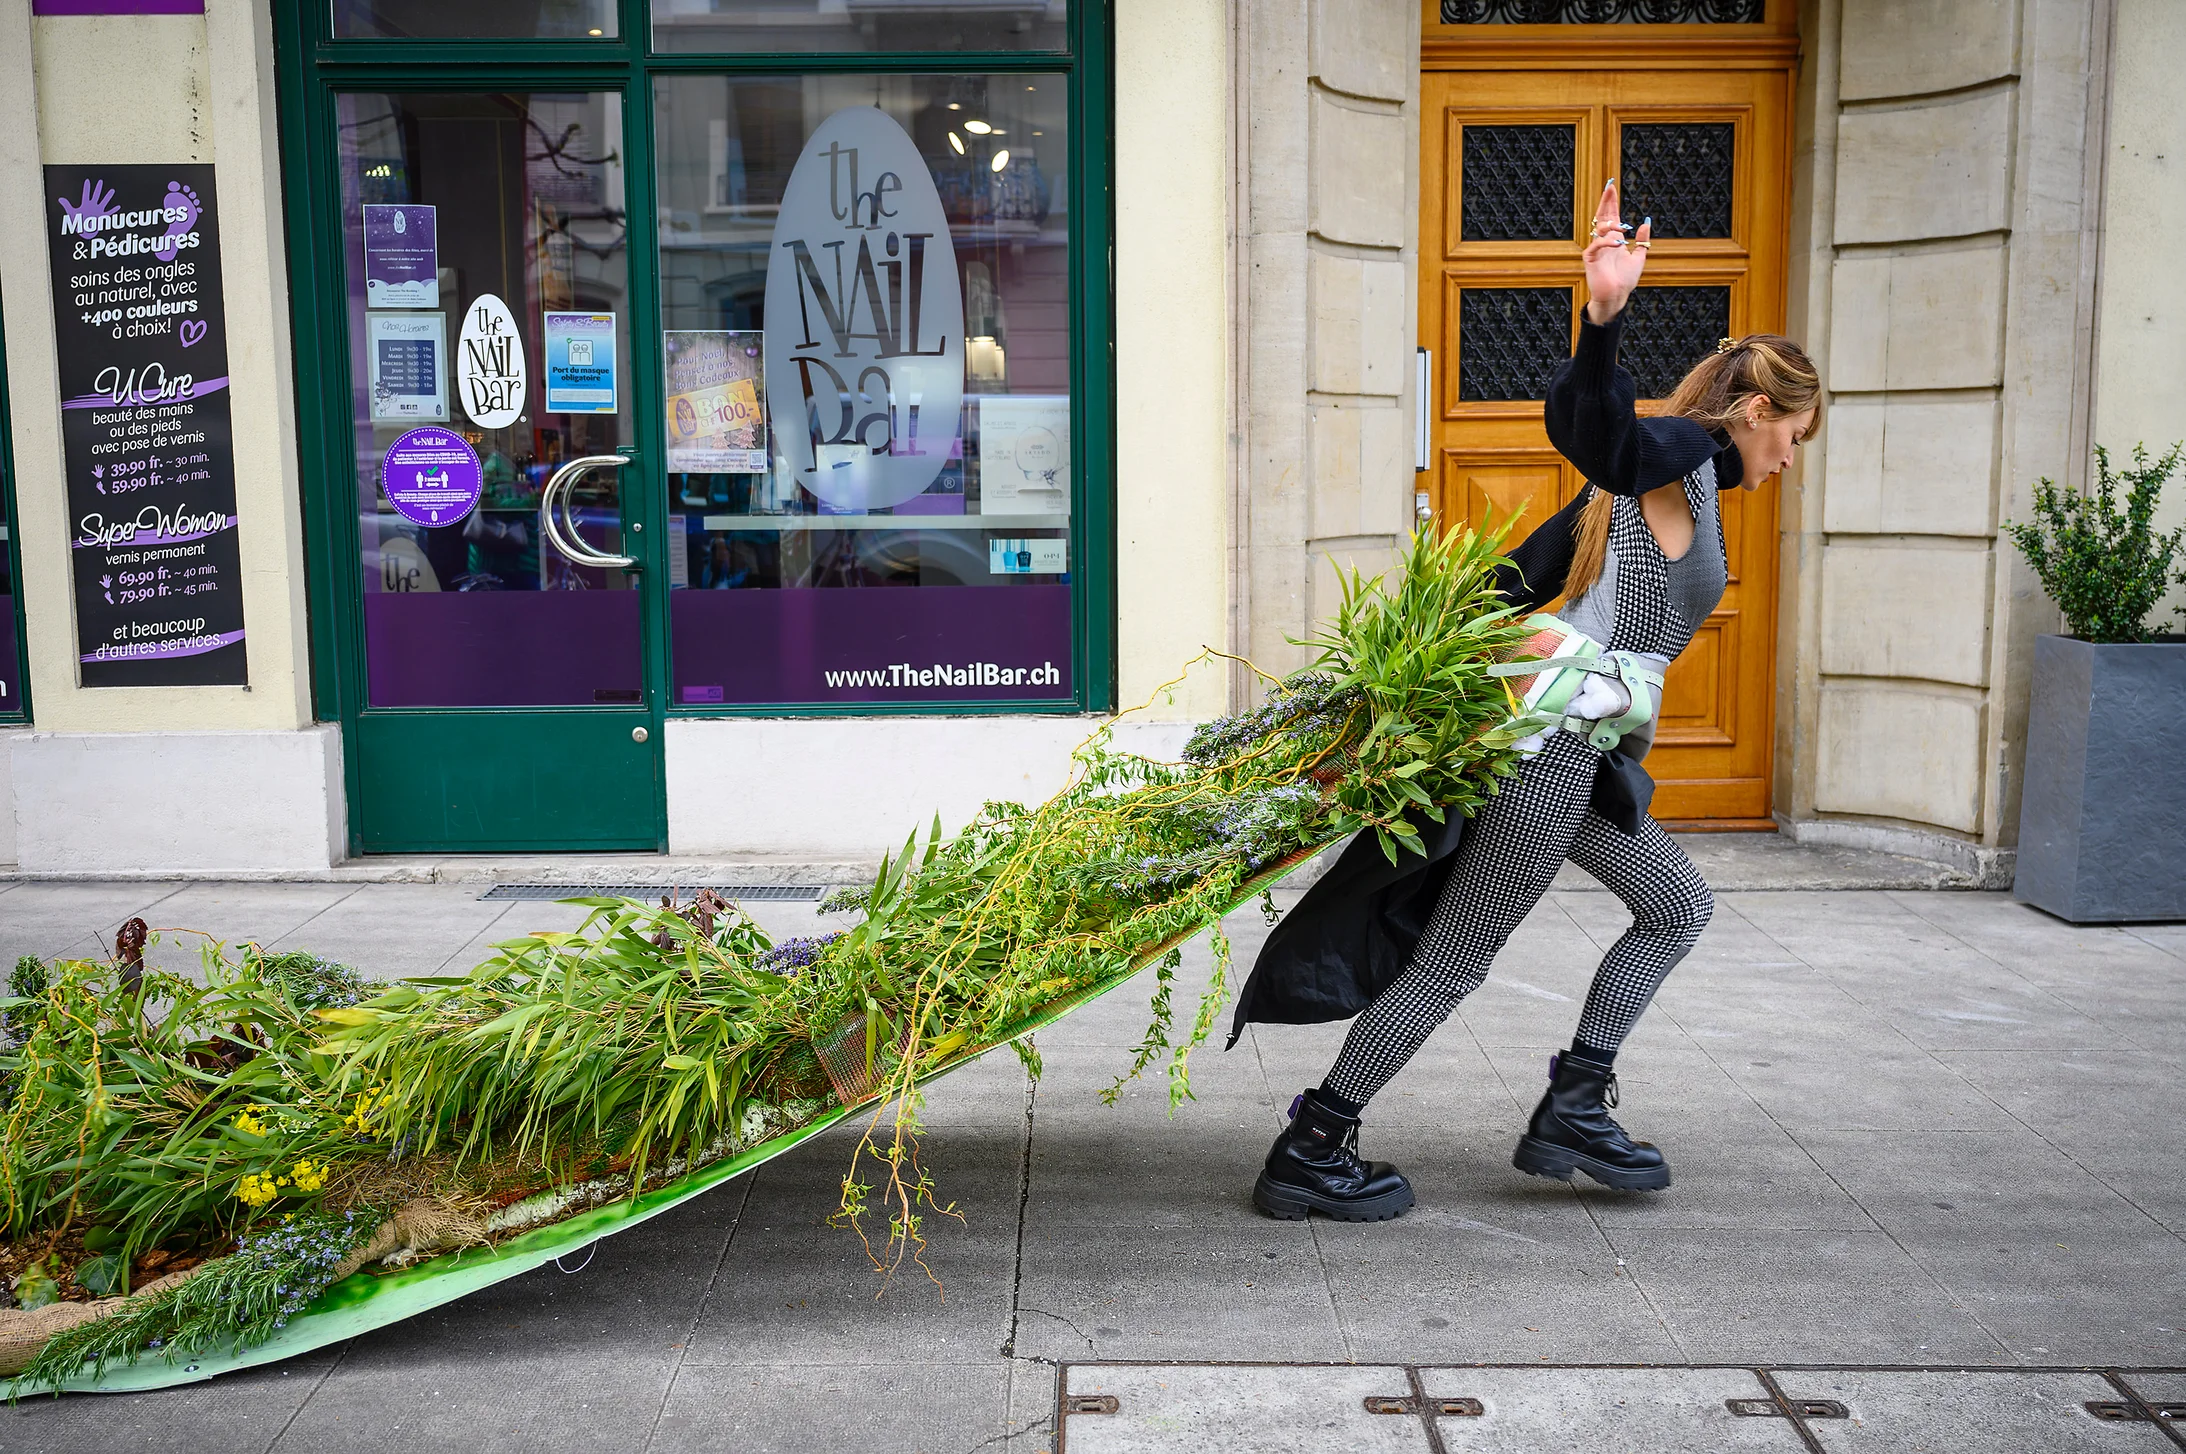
[1512,1134,1671,1191]
[1252,1172,1415,1222]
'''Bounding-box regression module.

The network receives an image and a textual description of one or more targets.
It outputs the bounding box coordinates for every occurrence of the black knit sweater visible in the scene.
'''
[1491,309,1744,610]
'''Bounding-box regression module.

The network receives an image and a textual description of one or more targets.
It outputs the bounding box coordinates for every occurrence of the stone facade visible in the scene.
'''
[1780,0,2109,879]
[1231,0,1420,693]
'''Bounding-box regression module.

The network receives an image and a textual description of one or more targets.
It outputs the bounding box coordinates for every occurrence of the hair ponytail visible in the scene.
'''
[1560,331,1820,600]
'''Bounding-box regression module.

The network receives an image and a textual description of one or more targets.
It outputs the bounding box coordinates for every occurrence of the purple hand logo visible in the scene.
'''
[58,178,119,224]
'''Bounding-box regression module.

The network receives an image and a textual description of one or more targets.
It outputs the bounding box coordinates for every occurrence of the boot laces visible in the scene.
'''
[1603,1072,1619,1110]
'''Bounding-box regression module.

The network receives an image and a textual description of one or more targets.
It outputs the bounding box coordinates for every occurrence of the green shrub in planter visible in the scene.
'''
[2004,443,2185,642]
[2007,443,2186,923]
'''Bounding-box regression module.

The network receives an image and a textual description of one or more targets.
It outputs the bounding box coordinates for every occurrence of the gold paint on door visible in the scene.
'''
[1419,61,1792,826]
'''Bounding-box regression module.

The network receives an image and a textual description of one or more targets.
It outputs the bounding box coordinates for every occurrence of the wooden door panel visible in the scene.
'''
[1422,59,1788,827]
[1440,451,1572,546]
[1656,609,1737,748]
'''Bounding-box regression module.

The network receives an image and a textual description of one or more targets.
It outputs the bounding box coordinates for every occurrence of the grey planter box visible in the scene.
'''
[2014,634,2186,923]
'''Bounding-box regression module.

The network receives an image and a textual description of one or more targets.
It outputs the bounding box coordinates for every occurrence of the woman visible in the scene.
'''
[1246,181,1820,1221]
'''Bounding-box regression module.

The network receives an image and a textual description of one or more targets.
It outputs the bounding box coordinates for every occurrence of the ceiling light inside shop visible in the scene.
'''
[588,27,602,34]
[963,119,993,135]
[947,131,965,154]
[990,149,1010,172]
[946,102,961,110]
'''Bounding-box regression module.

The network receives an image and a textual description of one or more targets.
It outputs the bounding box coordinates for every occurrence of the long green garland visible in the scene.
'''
[0,521,1527,1386]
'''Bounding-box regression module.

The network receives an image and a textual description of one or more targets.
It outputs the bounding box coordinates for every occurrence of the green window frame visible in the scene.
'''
[272,0,1116,730]
[0,299,30,725]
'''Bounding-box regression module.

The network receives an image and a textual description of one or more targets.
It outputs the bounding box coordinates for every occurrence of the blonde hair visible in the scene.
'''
[1563,333,1821,598]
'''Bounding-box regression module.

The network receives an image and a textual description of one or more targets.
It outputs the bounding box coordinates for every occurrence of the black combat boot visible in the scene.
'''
[1252,1089,1415,1221]
[1512,1052,1671,1191]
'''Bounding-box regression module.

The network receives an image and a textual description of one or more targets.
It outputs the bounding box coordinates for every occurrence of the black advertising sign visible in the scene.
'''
[45,163,246,686]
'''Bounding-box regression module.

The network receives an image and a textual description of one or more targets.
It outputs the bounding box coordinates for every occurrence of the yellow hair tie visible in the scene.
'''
[1715,337,1738,355]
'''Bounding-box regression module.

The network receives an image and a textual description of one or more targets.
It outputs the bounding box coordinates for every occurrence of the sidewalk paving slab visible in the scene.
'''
[1416,1366,1807,1453]
[1770,1370,2177,1452]
[1057,1363,1433,1454]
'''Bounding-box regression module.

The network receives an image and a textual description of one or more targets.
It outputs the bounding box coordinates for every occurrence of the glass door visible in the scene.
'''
[331,87,663,851]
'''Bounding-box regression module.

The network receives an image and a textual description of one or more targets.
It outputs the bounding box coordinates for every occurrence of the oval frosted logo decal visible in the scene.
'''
[765,106,963,512]
[457,293,526,430]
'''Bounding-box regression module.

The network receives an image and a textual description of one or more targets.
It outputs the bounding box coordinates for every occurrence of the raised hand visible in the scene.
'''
[1582,179,1651,325]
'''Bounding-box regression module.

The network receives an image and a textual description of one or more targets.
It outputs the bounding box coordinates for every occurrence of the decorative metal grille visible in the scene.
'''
[1459,288,1572,401]
[1619,286,1731,399]
[1442,0,1765,20]
[1461,125,1575,242]
[1620,123,1736,238]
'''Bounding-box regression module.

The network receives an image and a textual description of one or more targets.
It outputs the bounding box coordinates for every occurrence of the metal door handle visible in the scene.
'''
[539,454,640,571]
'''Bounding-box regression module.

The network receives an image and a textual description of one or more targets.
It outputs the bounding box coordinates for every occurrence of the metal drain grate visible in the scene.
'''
[479,883,825,902]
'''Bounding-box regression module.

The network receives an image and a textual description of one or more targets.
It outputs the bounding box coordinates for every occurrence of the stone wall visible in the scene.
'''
[2089,0,2186,620]
[1778,0,2108,878]
[1231,0,1419,695]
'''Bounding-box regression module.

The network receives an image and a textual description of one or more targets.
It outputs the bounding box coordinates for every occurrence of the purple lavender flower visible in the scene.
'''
[755,933,843,976]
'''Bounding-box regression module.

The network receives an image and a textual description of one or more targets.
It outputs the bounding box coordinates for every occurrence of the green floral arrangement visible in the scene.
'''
[2005,443,2186,643]
[0,522,1529,1391]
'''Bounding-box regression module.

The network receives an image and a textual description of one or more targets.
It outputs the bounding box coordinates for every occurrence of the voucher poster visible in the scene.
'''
[664,330,766,472]
[367,311,447,422]
[44,163,247,687]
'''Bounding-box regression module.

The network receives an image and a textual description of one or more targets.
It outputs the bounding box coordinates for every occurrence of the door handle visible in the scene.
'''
[1414,347,1432,473]
[539,454,640,571]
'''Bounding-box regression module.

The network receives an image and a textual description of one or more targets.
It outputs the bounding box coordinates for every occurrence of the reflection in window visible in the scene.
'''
[652,0,1067,55]
[335,0,616,38]
[338,92,640,708]
[655,73,1075,706]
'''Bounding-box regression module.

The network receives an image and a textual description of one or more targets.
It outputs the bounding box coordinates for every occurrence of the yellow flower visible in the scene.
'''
[288,1159,327,1193]
[231,1105,268,1137]
[235,1172,279,1207]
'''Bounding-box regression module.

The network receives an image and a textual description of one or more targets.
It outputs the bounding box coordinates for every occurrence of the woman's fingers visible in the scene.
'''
[1593,178,1621,234]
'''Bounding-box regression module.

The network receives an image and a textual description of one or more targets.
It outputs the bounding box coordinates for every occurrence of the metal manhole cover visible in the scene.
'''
[479,883,825,902]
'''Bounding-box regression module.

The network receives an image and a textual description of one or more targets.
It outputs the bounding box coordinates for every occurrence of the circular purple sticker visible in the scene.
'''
[380,427,484,527]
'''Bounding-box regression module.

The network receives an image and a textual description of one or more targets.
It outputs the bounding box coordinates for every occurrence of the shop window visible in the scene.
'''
[652,1,1067,55]
[335,0,617,38]
[1460,124,1575,243]
[336,92,640,708]
[655,73,1074,706]
[1457,287,1571,402]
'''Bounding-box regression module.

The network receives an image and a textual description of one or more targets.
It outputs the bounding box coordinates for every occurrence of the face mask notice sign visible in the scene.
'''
[44,163,247,687]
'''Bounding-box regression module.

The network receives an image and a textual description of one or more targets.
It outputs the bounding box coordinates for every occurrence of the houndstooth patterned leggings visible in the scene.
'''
[1322,730,1713,1108]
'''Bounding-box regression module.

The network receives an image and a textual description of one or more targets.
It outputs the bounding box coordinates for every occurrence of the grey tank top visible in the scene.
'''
[1557,458,1730,759]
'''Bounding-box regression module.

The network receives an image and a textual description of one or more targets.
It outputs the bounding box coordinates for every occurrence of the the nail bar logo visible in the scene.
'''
[765,106,964,512]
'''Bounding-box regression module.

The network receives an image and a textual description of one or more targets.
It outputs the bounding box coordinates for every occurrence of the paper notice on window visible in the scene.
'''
[367,311,448,422]
[977,396,1070,516]
[543,311,618,414]
[664,330,767,472]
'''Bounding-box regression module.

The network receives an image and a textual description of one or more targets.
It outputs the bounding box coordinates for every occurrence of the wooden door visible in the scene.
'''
[1420,65,1790,826]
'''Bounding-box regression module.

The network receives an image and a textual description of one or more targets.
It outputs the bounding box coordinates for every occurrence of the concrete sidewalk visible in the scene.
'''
[1,864,2181,1453]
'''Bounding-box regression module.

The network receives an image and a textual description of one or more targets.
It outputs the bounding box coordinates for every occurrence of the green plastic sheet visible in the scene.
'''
[9,845,1328,1396]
